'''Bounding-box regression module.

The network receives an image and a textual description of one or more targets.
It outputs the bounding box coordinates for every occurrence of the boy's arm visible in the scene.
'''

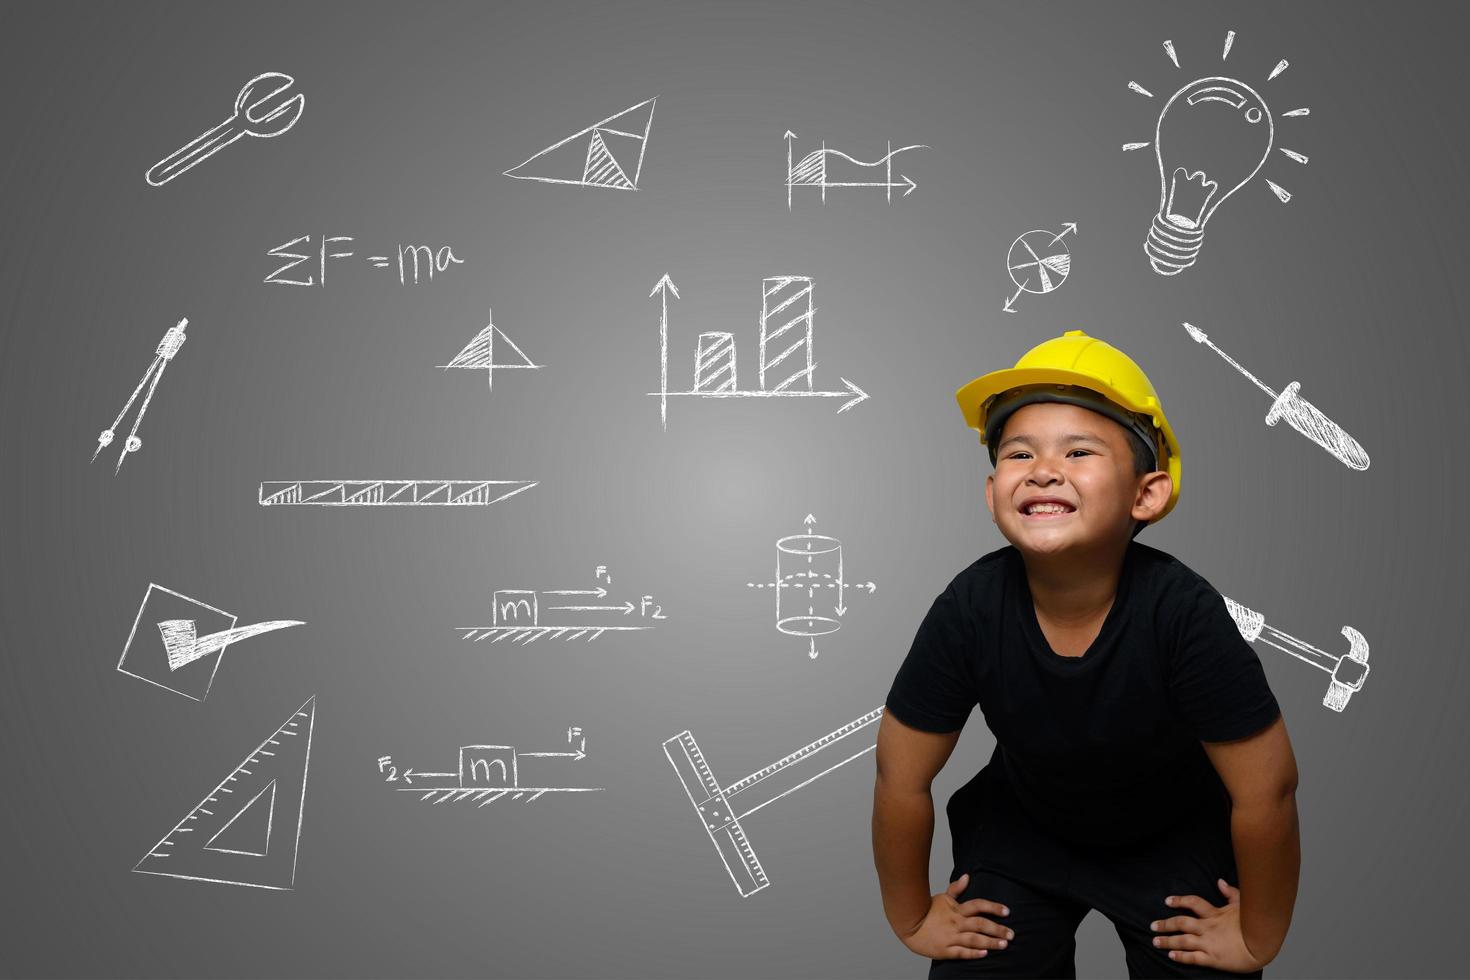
[872,710,962,937]
[1201,712,1301,963]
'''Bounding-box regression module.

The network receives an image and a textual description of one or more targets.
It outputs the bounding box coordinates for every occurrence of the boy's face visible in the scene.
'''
[984,402,1172,558]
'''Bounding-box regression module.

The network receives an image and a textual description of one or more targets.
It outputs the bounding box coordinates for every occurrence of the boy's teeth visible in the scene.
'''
[1026,503,1072,514]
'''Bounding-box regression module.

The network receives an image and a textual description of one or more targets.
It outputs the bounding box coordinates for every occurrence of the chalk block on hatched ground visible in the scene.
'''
[493,590,537,627]
[117,585,236,700]
[461,746,517,788]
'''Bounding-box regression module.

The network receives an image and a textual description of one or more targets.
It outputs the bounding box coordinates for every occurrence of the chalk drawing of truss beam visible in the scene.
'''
[504,98,656,190]
[259,480,537,507]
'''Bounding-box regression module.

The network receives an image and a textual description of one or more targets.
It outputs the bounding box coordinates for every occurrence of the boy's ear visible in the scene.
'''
[984,472,996,524]
[1132,470,1173,522]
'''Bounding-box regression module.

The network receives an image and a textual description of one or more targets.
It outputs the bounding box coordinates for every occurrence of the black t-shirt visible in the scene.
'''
[885,540,1280,859]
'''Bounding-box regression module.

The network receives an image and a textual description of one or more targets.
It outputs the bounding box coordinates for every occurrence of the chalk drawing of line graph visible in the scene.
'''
[650,274,870,429]
[785,131,928,209]
[504,98,656,190]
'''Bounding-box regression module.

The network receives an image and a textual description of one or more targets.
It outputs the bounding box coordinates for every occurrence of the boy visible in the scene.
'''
[872,330,1300,978]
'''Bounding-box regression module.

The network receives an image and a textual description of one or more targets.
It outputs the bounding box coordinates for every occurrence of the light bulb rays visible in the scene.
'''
[1123,29,1312,275]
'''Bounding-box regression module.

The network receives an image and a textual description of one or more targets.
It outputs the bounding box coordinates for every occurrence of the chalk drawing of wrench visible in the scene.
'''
[145,72,305,186]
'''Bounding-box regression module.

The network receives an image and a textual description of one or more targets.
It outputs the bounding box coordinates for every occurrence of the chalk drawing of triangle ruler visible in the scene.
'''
[663,706,882,897]
[135,696,315,890]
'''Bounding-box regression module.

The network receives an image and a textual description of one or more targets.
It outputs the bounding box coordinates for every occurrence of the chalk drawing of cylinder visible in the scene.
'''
[776,532,842,656]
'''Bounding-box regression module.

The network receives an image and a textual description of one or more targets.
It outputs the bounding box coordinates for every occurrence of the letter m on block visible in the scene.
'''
[493,590,537,627]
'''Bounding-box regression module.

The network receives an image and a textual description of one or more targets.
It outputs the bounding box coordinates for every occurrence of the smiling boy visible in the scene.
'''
[872,330,1300,977]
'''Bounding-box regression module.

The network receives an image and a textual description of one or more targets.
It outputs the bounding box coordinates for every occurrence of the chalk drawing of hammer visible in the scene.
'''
[663,707,882,897]
[1223,596,1370,712]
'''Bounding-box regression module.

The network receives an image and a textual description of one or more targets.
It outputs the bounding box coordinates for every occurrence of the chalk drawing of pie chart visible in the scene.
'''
[1008,231,1072,295]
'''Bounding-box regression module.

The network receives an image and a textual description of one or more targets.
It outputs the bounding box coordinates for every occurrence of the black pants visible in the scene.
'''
[929,802,1264,979]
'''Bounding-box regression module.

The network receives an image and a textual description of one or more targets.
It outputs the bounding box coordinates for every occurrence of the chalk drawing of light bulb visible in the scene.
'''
[1125,32,1312,277]
[1145,77,1272,275]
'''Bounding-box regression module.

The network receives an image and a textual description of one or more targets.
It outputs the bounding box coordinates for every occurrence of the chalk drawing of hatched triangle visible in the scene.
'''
[134,696,315,890]
[504,97,656,189]
[441,312,542,391]
[583,131,634,189]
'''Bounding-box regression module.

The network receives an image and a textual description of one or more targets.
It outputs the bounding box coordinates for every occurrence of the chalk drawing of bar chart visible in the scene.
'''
[650,274,870,429]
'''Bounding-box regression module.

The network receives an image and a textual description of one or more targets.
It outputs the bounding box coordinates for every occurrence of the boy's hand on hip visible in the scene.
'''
[900,873,1014,960]
[1150,878,1269,973]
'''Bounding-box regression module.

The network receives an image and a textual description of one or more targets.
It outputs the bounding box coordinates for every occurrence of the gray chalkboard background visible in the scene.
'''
[3,2,1468,977]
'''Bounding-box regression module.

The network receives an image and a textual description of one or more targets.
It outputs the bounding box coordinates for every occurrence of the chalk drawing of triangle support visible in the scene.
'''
[504,97,656,190]
[134,696,315,890]
[440,308,542,391]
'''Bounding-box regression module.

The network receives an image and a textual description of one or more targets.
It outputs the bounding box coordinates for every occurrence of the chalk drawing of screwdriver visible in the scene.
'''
[93,318,188,473]
[1183,323,1370,471]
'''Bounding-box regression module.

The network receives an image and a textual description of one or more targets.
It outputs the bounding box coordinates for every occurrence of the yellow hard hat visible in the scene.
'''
[955,329,1181,524]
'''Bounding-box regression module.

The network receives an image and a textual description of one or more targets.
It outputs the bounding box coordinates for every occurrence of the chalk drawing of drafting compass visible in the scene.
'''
[92,318,189,473]
[1223,595,1371,712]
[664,707,882,897]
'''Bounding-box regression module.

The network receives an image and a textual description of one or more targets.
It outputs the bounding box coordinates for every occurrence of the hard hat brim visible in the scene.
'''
[959,366,1162,431]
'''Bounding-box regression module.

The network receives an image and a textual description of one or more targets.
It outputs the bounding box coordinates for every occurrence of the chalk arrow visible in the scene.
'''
[785,131,800,209]
[1003,282,1025,313]
[547,601,636,615]
[652,273,680,429]
[157,618,305,670]
[819,179,918,192]
[543,588,608,598]
[835,377,869,413]
[522,748,588,761]
[403,769,457,785]
[1050,222,1078,244]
